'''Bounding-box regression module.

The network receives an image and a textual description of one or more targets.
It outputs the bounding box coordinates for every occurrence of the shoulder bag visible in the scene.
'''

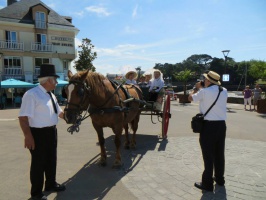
[191,86,223,133]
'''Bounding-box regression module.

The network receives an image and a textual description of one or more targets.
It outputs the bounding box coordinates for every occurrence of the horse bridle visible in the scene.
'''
[64,80,91,114]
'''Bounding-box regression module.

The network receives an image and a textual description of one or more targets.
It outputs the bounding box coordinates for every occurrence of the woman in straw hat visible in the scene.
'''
[188,70,228,192]
[125,71,137,85]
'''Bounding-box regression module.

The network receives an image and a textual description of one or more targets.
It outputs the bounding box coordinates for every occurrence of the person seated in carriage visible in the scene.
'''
[138,74,147,88]
[144,73,152,88]
[125,70,138,85]
[148,69,164,102]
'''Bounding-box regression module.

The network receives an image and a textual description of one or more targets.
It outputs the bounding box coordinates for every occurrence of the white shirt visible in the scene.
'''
[149,78,164,92]
[192,85,228,121]
[125,79,137,84]
[19,85,62,128]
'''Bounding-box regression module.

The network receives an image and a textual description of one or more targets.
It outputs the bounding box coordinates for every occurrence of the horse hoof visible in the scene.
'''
[98,158,107,167]
[112,160,122,169]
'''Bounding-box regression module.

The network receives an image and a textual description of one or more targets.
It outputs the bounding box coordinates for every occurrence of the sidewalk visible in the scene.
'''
[0,102,265,200]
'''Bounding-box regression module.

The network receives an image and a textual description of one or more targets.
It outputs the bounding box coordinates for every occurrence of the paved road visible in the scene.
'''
[0,101,265,200]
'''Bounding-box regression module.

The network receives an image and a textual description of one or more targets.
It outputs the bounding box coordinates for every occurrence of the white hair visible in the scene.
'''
[38,76,55,84]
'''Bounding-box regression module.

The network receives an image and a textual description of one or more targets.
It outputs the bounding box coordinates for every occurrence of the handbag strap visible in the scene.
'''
[203,86,223,117]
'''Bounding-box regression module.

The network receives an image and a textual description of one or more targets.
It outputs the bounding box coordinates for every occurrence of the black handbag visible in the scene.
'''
[191,86,223,133]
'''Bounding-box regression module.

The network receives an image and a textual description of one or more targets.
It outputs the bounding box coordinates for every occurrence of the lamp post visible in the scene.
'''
[222,50,230,74]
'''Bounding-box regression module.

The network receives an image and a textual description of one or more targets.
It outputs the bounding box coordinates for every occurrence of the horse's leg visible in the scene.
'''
[93,124,107,166]
[112,128,123,168]
[123,124,130,149]
[130,113,140,149]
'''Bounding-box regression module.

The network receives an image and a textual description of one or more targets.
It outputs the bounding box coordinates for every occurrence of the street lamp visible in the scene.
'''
[222,50,230,74]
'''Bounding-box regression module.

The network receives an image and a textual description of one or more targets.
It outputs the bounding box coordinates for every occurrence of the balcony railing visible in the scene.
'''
[4,67,23,75]
[31,43,53,52]
[0,40,24,50]
[35,20,46,29]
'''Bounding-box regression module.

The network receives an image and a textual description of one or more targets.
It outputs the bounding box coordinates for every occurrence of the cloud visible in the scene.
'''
[132,4,138,18]
[85,5,111,16]
[124,26,138,34]
[73,10,85,18]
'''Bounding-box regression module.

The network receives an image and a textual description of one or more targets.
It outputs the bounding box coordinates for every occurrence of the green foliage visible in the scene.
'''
[74,38,97,71]
[173,69,194,95]
[249,60,266,79]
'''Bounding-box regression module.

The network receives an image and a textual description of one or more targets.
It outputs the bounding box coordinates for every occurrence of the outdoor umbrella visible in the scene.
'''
[1,79,35,88]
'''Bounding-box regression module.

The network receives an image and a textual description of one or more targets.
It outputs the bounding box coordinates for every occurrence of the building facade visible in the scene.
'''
[0,0,79,83]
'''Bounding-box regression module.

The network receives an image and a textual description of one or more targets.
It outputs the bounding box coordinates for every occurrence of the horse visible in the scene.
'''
[63,70,143,168]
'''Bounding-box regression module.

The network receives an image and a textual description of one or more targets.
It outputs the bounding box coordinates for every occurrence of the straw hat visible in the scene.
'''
[203,71,221,85]
[125,71,138,79]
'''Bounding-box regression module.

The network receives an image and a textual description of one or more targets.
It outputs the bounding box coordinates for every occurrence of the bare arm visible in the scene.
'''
[59,111,64,119]
[188,82,202,102]
[18,116,35,150]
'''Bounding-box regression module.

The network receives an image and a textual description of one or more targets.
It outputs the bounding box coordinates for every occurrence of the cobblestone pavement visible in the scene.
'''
[0,102,266,200]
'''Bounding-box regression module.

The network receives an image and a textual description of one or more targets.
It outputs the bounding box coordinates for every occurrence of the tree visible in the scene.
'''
[74,38,97,71]
[249,60,266,80]
[173,69,195,95]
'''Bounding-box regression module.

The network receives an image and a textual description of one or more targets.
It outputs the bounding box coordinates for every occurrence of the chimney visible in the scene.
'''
[8,0,17,6]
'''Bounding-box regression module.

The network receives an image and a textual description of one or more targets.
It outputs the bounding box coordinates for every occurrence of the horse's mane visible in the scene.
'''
[75,71,108,95]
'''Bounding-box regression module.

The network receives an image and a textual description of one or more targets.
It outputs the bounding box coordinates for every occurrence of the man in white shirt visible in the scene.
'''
[188,71,228,192]
[19,64,65,200]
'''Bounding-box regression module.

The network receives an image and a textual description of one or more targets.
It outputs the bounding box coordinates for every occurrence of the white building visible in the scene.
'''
[0,0,79,83]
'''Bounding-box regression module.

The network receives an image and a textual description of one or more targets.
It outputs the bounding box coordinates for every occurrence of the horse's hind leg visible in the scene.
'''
[93,124,107,166]
[130,114,140,149]
[123,124,130,149]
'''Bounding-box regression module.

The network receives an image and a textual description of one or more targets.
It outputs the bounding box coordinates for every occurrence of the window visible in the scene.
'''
[3,57,22,75]
[5,31,17,48]
[37,34,46,44]
[63,60,69,70]
[35,12,46,29]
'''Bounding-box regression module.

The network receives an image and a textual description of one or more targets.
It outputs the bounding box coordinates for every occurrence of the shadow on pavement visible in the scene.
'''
[53,133,167,200]
[200,184,227,200]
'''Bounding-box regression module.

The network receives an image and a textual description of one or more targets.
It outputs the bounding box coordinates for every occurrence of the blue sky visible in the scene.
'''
[1,0,266,75]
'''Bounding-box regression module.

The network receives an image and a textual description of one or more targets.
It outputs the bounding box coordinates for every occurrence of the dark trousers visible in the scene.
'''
[200,120,226,189]
[29,127,57,196]
[149,92,159,102]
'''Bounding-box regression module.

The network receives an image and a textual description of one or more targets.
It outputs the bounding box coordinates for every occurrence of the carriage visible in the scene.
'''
[63,70,171,168]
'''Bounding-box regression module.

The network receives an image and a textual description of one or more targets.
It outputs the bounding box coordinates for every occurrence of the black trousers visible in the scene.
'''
[199,120,226,189]
[29,126,57,196]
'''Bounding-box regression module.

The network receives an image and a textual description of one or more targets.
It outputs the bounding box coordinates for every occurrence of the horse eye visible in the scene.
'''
[78,88,84,97]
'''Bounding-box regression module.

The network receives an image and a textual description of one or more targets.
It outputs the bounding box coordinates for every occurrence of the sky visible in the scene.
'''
[1,0,266,75]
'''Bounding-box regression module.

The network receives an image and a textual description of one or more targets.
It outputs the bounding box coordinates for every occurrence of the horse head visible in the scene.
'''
[63,70,91,124]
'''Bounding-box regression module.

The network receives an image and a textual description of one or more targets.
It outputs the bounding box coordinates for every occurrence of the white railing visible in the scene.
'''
[31,42,53,52]
[4,67,23,75]
[0,40,24,50]
[35,67,40,76]
[35,20,46,29]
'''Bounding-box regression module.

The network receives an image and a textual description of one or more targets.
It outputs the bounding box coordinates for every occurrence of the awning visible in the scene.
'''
[0,79,35,88]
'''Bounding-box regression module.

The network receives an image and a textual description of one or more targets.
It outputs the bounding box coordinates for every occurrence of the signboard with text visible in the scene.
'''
[222,74,230,82]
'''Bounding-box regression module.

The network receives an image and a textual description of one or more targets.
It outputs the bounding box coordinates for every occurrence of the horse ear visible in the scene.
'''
[80,69,90,80]
[68,70,73,79]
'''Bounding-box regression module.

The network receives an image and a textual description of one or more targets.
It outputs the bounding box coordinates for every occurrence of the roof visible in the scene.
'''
[0,0,78,30]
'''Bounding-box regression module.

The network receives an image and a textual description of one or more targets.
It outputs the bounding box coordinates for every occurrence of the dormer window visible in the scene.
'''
[35,11,46,29]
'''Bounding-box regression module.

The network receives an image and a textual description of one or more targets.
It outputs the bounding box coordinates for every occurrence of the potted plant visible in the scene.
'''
[173,69,194,103]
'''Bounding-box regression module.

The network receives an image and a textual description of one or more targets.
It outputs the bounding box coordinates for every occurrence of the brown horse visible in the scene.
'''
[63,70,143,168]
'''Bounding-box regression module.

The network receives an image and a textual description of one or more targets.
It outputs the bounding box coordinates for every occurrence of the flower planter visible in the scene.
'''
[257,99,266,113]
[178,94,191,103]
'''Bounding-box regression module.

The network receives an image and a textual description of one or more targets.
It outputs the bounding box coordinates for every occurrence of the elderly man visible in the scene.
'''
[188,71,228,192]
[19,64,66,200]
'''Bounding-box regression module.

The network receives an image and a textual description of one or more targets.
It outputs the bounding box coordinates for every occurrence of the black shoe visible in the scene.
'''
[30,194,47,200]
[45,182,66,192]
[213,177,225,186]
[194,182,213,192]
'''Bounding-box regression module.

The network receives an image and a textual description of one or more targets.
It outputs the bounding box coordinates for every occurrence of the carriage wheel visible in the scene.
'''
[161,95,171,139]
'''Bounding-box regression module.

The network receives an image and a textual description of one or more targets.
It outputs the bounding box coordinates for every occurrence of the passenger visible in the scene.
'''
[138,74,147,88]
[144,73,152,88]
[149,69,164,102]
[125,71,137,85]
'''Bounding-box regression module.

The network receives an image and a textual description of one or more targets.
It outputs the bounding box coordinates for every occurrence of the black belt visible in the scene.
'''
[30,125,56,129]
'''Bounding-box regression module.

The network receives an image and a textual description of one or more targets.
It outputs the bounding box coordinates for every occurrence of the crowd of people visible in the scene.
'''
[242,84,263,111]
